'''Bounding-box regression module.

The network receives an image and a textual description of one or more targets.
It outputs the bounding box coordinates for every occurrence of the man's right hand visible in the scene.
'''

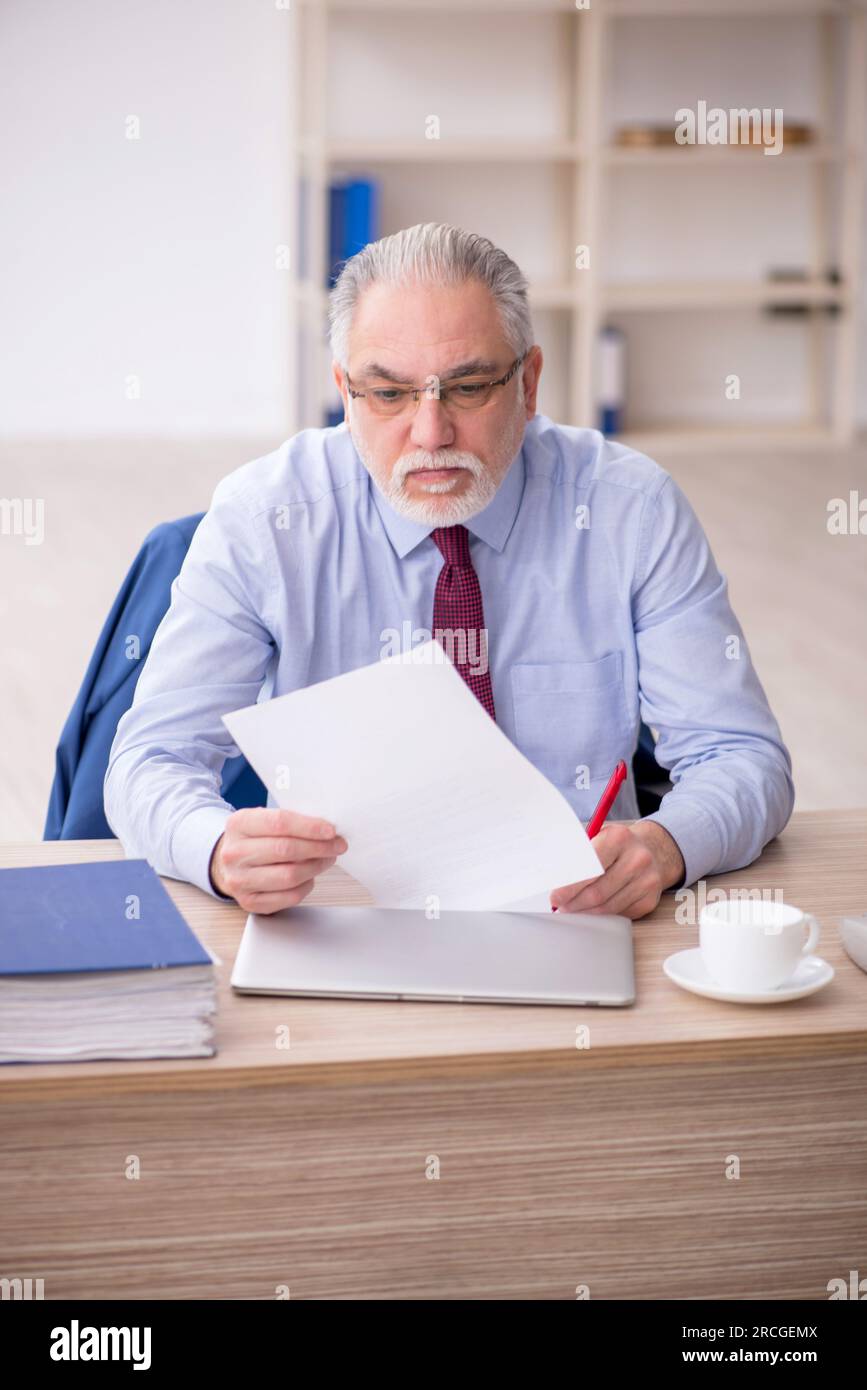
[208,807,349,914]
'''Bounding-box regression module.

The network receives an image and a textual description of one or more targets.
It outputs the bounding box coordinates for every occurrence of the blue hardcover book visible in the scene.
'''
[325,178,380,424]
[328,181,347,287]
[344,178,378,259]
[327,177,379,287]
[0,859,217,1064]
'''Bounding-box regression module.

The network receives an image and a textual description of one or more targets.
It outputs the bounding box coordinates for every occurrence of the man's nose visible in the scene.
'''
[408,393,456,452]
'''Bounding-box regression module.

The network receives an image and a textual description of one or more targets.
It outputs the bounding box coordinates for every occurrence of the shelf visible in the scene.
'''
[604,143,849,167]
[604,278,849,311]
[303,138,856,170]
[306,140,852,169]
[607,1,860,16]
[299,0,860,10]
[298,0,579,10]
[309,138,584,164]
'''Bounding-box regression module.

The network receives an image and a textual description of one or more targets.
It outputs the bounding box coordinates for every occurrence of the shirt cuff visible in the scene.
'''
[642,795,723,889]
[169,803,235,899]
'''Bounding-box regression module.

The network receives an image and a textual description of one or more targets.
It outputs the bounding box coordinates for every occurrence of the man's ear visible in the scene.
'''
[332,361,350,416]
[522,345,543,418]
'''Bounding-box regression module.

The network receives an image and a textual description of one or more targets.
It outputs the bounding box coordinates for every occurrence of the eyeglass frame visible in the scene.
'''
[345,351,528,414]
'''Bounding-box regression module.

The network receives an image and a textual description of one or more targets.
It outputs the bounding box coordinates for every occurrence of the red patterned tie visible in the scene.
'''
[430,524,496,721]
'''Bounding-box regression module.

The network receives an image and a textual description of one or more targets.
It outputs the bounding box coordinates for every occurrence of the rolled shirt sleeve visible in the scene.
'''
[104,476,278,896]
[631,474,795,886]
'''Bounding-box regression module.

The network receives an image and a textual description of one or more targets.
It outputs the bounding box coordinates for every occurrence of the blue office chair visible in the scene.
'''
[44,514,266,840]
[45,514,669,839]
[632,723,671,817]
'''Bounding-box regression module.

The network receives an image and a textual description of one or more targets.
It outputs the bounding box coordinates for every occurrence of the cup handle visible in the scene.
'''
[801,913,821,956]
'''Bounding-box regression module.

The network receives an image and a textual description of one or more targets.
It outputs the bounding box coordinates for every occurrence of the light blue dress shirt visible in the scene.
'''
[104,413,794,898]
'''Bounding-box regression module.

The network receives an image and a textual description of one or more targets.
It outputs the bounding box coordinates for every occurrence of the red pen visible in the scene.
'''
[552,759,628,911]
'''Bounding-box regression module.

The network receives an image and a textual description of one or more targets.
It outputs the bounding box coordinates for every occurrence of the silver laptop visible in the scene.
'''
[230,904,635,1007]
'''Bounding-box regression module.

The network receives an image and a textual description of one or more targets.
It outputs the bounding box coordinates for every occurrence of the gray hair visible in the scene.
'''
[327,222,534,369]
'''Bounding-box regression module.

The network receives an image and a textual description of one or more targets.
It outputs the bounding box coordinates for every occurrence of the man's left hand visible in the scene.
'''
[550,820,685,920]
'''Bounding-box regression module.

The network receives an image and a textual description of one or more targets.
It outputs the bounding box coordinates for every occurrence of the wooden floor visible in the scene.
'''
[1,433,865,840]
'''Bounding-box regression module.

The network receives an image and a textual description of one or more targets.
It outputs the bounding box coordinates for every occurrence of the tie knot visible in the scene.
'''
[431,524,471,568]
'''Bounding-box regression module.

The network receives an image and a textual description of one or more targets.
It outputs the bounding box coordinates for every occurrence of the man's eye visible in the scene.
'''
[371,389,403,402]
[452,382,486,397]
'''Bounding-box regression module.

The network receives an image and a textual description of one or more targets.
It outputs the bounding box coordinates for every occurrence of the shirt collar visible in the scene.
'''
[368,441,526,559]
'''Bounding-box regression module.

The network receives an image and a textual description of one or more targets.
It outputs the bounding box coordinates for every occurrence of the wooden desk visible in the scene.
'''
[2,810,866,1300]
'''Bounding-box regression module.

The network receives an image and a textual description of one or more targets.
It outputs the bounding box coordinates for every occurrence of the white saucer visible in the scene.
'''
[663,948,834,1003]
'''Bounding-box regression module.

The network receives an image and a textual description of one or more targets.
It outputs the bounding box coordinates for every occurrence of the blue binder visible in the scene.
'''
[0,860,212,976]
[327,177,379,288]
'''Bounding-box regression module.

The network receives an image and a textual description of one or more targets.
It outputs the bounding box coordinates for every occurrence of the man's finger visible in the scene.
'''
[239,882,316,914]
[579,876,655,918]
[559,832,662,916]
[235,807,337,841]
[233,835,347,868]
[550,828,632,905]
[555,856,630,911]
[237,857,337,893]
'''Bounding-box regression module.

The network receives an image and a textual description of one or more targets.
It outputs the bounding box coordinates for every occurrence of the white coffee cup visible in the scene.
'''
[699,899,821,992]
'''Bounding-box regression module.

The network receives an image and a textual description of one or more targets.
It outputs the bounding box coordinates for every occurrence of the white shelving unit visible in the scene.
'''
[288,0,866,451]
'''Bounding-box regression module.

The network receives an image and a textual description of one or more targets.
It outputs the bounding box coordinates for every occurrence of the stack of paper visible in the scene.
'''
[223,639,602,911]
[0,860,217,1064]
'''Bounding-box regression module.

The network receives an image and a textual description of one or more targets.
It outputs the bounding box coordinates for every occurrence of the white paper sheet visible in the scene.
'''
[222,640,602,910]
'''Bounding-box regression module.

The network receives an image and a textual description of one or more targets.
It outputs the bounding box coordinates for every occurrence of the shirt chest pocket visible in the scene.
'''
[510,652,631,793]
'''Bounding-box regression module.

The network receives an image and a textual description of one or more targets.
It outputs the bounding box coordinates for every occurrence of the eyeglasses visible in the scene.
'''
[346,352,527,418]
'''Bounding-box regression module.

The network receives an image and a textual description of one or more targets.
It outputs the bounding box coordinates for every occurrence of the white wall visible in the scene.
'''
[0,0,293,437]
[1,1,864,436]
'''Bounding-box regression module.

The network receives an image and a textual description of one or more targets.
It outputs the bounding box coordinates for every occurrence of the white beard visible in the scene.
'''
[352,410,524,528]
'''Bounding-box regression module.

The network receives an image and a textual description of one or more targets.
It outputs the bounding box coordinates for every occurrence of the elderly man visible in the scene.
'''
[105,222,794,919]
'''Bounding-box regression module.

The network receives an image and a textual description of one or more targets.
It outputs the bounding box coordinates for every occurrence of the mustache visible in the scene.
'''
[395,450,484,483]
